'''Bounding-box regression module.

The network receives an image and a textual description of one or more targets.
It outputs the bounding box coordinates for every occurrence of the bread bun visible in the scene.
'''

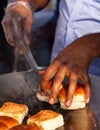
[9,124,41,130]
[36,81,63,103]
[59,84,86,110]
[27,110,64,130]
[0,116,19,129]
[0,102,28,124]
[0,122,8,130]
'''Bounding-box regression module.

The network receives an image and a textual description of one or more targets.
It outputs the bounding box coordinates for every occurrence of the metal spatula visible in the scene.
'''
[24,45,47,72]
[12,17,47,72]
[13,44,47,72]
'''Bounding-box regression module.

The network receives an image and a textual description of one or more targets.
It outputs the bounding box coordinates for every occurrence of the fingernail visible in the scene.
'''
[49,98,55,104]
[41,92,45,96]
[65,100,71,107]
[86,98,90,103]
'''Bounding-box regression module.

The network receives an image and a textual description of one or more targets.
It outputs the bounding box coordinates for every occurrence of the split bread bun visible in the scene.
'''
[27,110,64,130]
[37,83,86,110]
[36,81,63,103]
[0,102,28,124]
[0,116,19,129]
[59,84,86,110]
[9,124,41,130]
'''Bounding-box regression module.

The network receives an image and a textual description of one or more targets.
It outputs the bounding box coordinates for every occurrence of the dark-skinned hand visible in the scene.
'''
[39,35,94,107]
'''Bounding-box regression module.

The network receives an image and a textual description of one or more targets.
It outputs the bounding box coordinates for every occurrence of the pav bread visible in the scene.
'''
[9,124,41,130]
[36,81,63,103]
[59,84,86,110]
[0,116,19,129]
[0,122,8,130]
[27,110,64,130]
[0,102,28,124]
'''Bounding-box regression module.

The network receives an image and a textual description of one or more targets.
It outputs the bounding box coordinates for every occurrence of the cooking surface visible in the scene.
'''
[0,71,100,130]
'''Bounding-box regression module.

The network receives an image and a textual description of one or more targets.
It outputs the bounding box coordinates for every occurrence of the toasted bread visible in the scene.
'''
[0,102,28,124]
[36,82,63,103]
[0,116,19,129]
[0,122,8,130]
[9,124,41,130]
[59,84,86,110]
[27,110,64,130]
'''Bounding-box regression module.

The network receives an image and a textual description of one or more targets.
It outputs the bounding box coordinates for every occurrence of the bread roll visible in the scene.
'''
[36,82,63,103]
[0,102,28,124]
[27,110,64,130]
[0,116,19,129]
[59,84,86,110]
[36,92,50,103]
[9,124,41,130]
[0,122,8,130]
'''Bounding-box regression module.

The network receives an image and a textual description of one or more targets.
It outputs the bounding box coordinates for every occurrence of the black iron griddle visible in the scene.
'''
[0,71,99,130]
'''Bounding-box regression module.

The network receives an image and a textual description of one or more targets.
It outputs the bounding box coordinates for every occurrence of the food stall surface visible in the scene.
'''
[0,71,100,130]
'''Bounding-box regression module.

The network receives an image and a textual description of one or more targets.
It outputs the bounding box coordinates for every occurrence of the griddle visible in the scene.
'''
[0,71,100,130]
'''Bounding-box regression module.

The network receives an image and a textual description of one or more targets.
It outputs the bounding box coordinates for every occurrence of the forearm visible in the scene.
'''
[83,33,100,58]
[8,0,50,10]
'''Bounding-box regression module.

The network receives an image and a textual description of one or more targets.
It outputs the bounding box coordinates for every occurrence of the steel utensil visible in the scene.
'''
[0,72,99,130]
[24,45,47,72]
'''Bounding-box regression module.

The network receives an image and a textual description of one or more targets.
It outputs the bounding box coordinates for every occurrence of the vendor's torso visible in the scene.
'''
[51,0,100,75]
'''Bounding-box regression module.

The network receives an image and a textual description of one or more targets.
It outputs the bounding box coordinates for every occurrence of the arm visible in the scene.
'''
[40,33,100,106]
[85,33,100,57]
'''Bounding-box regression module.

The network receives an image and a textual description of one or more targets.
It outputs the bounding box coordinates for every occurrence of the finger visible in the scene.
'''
[49,66,66,104]
[24,8,33,33]
[40,60,60,92]
[84,83,91,103]
[23,31,31,45]
[65,73,77,106]
[40,80,52,96]
[43,60,60,81]
[12,16,26,54]
[80,73,91,103]
[38,70,46,76]
[2,17,16,46]
[24,10,33,45]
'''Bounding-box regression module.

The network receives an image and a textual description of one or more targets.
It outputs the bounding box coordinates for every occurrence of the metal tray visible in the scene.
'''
[0,71,99,130]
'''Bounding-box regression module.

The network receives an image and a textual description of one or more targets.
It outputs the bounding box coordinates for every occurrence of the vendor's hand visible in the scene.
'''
[2,1,33,54]
[40,36,93,106]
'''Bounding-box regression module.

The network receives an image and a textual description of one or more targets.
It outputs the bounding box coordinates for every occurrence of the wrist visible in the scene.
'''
[81,33,100,60]
[91,33,100,58]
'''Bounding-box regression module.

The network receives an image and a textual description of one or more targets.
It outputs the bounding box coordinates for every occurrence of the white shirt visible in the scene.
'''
[50,0,100,75]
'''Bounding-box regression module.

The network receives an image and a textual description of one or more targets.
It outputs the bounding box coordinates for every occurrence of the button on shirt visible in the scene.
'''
[50,0,100,75]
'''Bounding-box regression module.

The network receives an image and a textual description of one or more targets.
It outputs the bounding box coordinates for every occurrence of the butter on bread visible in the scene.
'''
[0,102,28,124]
[27,110,64,130]
[59,84,86,110]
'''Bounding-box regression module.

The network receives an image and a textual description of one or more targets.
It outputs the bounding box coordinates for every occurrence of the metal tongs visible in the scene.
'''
[13,43,47,72]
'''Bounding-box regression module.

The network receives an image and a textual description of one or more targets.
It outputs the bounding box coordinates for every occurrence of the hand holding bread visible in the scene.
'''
[36,83,87,110]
